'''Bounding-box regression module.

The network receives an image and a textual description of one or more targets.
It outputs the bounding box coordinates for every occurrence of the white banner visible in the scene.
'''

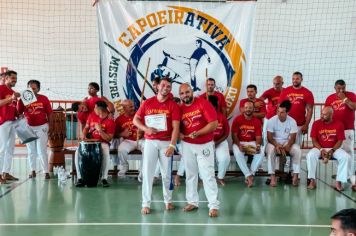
[97,0,255,118]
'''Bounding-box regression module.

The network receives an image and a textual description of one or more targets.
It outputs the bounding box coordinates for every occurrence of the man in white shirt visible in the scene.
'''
[266,100,301,187]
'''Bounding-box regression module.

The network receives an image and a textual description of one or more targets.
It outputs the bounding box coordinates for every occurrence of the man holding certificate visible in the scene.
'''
[133,77,180,215]
[179,83,220,217]
[18,80,53,179]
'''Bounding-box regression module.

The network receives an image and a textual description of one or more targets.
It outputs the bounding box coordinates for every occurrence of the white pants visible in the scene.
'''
[75,142,110,180]
[296,126,304,146]
[154,143,185,177]
[176,143,185,176]
[265,143,301,174]
[0,121,16,173]
[142,139,172,208]
[233,142,263,177]
[262,118,269,154]
[215,140,230,179]
[118,139,144,172]
[342,129,355,177]
[26,123,49,173]
[182,141,219,210]
[306,147,350,183]
[110,138,120,166]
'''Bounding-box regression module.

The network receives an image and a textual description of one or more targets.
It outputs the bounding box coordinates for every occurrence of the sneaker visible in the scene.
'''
[75,179,85,187]
[102,179,110,188]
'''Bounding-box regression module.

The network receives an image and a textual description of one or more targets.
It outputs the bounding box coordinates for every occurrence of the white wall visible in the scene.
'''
[0,0,355,102]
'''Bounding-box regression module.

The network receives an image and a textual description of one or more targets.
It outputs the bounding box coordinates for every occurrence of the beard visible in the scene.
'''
[183,96,193,104]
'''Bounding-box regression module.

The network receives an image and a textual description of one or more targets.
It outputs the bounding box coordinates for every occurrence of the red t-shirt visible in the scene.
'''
[239,98,266,123]
[86,113,116,143]
[77,111,90,127]
[325,91,356,130]
[278,86,314,126]
[199,91,227,114]
[310,119,345,148]
[17,94,52,126]
[231,114,262,142]
[136,96,180,141]
[214,112,230,142]
[180,97,217,144]
[0,85,17,125]
[84,96,104,113]
[115,113,138,141]
[261,88,283,119]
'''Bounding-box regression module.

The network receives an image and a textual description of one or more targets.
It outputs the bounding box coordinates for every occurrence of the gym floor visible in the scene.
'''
[0,149,355,236]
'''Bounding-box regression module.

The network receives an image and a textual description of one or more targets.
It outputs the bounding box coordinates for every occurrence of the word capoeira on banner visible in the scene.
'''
[97,0,255,118]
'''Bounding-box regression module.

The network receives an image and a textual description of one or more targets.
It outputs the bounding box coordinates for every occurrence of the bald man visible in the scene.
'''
[232,101,263,188]
[306,106,350,191]
[260,76,284,148]
[179,83,219,217]
[260,76,284,120]
[115,99,144,177]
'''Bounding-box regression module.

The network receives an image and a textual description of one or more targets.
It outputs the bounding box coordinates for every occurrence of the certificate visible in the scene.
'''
[145,114,167,131]
[20,89,37,106]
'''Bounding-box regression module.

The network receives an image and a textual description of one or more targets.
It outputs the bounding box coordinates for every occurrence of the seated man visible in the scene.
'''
[75,101,116,188]
[265,100,301,187]
[306,106,350,191]
[115,99,144,177]
[232,100,263,187]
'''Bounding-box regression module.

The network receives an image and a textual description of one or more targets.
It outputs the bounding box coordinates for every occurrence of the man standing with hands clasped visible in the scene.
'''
[179,83,219,217]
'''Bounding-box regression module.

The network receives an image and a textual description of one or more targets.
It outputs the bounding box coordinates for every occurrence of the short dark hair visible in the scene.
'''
[196,39,202,46]
[246,84,257,91]
[5,70,17,77]
[207,78,216,84]
[335,79,346,86]
[95,100,108,110]
[27,80,41,91]
[279,100,292,113]
[331,208,356,232]
[159,76,172,84]
[71,102,81,112]
[293,71,303,78]
[89,82,100,91]
[208,95,219,110]
[153,76,161,84]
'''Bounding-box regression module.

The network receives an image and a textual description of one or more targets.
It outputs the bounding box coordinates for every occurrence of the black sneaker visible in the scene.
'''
[102,179,110,188]
[75,179,85,187]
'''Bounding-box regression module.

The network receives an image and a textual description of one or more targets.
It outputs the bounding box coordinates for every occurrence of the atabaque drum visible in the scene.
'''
[48,110,66,149]
[78,141,102,187]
